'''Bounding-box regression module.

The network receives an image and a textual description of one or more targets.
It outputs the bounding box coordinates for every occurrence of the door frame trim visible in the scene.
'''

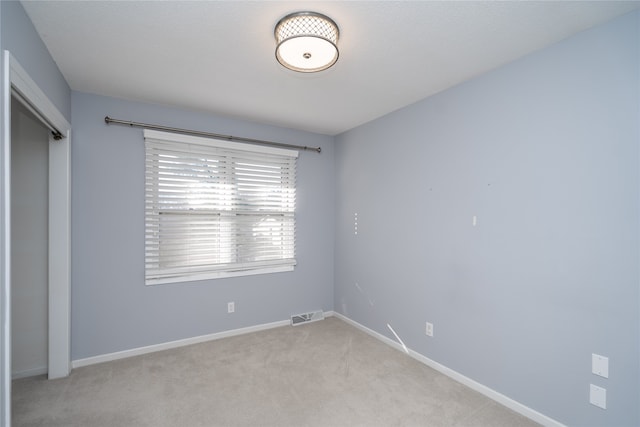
[2,51,71,384]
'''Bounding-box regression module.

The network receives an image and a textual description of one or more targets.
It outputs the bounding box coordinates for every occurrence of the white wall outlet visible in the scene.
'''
[592,354,609,378]
[426,322,434,337]
[590,384,607,409]
[227,301,235,313]
[472,215,477,227]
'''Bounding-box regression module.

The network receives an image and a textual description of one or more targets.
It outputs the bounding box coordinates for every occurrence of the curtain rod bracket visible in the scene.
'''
[104,116,321,153]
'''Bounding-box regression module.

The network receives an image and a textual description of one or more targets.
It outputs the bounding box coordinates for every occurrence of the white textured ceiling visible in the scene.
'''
[21,1,640,136]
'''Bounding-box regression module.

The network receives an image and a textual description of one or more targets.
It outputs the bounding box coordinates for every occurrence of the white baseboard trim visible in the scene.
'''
[72,318,291,369]
[12,366,47,380]
[72,311,337,369]
[332,312,565,427]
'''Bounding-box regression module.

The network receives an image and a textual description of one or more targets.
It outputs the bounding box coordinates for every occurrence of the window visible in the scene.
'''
[144,129,297,285]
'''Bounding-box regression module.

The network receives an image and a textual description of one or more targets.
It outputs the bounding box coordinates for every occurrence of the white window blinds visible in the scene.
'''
[144,129,297,285]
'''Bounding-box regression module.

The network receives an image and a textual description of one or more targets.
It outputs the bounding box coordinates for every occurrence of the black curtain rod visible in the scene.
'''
[104,116,321,153]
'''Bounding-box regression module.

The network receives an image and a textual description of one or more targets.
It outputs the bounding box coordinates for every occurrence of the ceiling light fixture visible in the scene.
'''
[275,12,339,73]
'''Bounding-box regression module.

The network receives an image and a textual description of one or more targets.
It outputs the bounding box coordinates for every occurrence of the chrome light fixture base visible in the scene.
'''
[275,12,339,73]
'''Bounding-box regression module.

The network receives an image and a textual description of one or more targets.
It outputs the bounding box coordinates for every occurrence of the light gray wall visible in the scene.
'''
[10,98,49,377]
[334,11,639,427]
[71,92,335,360]
[0,1,71,122]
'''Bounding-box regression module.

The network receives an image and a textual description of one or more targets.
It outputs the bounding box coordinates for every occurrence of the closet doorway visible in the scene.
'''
[1,52,71,394]
[10,97,50,379]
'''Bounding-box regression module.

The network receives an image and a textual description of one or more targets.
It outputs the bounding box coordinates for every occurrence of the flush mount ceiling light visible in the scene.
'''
[275,12,339,73]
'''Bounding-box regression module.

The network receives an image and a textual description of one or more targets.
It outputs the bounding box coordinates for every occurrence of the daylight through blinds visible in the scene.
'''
[144,130,297,284]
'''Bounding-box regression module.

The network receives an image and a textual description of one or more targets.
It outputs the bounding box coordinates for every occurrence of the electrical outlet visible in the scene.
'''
[590,384,606,409]
[592,354,609,378]
[227,302,235,313]
[426,322,434,337]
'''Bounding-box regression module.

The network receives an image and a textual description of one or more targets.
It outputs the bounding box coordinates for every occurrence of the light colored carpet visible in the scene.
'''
[13,317,540,427]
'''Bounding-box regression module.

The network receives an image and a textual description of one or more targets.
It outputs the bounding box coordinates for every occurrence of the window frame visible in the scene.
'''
[144,129,298,285]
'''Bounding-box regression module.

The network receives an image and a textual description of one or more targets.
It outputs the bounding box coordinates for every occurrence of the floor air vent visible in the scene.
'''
[291,310,325,326]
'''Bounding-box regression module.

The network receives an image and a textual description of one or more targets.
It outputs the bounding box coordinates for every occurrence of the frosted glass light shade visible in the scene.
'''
[275,12,339,73]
